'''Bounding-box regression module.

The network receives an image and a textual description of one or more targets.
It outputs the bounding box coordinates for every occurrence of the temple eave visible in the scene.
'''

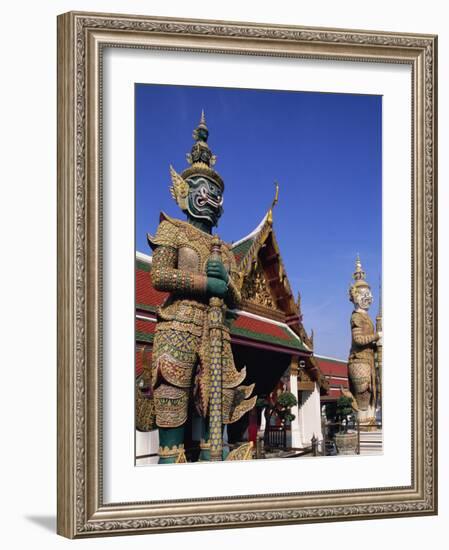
[231,335,312,356]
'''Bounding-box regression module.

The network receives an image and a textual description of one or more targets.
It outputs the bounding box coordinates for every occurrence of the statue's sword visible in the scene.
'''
[375,279,383,409]
[208,236,224,461]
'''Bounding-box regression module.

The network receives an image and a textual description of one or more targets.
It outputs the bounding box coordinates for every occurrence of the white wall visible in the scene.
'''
[1,1,446,548]
[297,384,324,447]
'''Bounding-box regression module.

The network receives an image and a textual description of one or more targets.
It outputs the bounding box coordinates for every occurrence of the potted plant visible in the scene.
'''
[334,396,357,455]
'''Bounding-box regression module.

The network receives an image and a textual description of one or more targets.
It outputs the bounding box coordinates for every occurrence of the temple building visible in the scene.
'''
[135,207,334,464]
[314,355,350,419]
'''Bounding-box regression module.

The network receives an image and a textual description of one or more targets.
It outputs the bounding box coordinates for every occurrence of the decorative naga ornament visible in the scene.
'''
[147,112,256,463]
[135,349,156,432]
[345,255,381,428]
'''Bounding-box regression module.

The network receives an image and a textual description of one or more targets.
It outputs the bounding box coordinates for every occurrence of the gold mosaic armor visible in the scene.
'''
[148,212,256,428]
[348,311,377,411]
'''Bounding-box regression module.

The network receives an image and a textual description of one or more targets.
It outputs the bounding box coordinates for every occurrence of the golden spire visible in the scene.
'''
[182,110,222,188]
[267,182,279,225]
[191,109,209,145]
[349,255,371,303]
[353,254,366,282]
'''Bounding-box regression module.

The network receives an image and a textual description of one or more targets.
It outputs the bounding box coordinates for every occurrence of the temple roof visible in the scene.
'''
[136,252,168,314]
[233,213,297,314]
[232,213,268,266]
[230,209,332,387]
[231,211,315,347]
[135,309,308,353]
[314,355,349,401]
[135,252,310,354]
[135,206,328,388]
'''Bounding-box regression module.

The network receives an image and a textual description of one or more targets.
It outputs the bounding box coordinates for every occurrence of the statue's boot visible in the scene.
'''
[158,426,185,464]
[199,439,211,461]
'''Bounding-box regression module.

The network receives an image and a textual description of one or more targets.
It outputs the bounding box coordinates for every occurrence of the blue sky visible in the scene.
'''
[135,84,382,359]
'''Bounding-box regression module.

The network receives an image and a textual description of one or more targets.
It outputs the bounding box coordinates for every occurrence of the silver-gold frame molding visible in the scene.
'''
[57,11,438,538]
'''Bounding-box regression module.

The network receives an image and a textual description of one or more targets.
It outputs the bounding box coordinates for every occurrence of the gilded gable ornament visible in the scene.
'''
[241,259,277,310]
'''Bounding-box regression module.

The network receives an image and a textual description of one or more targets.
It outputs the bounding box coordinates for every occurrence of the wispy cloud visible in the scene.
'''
[304,298,335,315]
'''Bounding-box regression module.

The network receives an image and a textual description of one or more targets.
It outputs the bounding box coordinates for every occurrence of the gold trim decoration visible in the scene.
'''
[169,165,189,211]
[57,11,437,538]
[135,385,156,432]
[226,442,254,461]
[241,258,278,310]
[175,449,188,464]
[159,444,187,463]
[290,356,299,377]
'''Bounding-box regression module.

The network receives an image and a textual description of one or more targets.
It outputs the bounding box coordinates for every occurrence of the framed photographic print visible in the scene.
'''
[57,11,437,538]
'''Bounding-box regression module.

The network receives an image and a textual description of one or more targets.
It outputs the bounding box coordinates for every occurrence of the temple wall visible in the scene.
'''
[136,430,159,466]
[289,372,302,448]
[295,382,323,449]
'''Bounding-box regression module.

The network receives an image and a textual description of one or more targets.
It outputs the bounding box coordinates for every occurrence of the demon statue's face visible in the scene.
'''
[351,285,373,311]
[186,176,224,227]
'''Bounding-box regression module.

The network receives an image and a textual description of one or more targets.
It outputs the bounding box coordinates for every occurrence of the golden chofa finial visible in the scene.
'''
[353,254,366,282]
[267,182,279,225]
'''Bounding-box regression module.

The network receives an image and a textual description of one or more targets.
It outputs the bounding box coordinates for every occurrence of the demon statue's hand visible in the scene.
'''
[206,277,228,299]
[206,259,229,283]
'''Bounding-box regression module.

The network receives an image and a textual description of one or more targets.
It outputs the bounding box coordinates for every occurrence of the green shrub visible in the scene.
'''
[277,391,298,409]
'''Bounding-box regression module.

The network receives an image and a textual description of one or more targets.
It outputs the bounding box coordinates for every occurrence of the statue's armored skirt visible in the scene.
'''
[348,311,377,415]
[149,213,256,429]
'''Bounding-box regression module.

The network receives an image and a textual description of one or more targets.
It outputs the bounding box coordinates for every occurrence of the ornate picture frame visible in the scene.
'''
[57,11,437,538]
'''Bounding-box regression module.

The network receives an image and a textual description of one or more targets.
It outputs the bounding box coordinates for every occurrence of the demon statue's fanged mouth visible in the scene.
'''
[357,288,373,310]
[187,176,224,227]
[195,183,223,209]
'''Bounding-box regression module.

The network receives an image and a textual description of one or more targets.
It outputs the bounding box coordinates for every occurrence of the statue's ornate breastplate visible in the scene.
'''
[175,223,232,274]
[148,214,238,333]
[349,311,375,364]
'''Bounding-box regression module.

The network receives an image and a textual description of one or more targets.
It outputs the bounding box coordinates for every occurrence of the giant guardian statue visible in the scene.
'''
[345,256,382,428]
[147,112,256,463]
